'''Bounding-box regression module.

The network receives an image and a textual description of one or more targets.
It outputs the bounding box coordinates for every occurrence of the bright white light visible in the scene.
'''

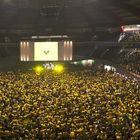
[82,60,93,66]
[104,65,116,71]
[70,41,73,45]
[32,36,38,39]
[34,42,58,61]
[104,65,111,71]
[82,60,86,66]
[23,57,26,61]
[88,59,93,64]
[32,35,69,39]
[122,25,140,32]
[21,56,23,61]
[67,41,70,48]
[74,62,78,65]
[27,42,29,46]
[64,41,66,47]
[26,56,29,61]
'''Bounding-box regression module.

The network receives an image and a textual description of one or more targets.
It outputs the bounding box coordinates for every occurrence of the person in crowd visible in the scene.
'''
[0,70,139,139]
[119,51,140,75]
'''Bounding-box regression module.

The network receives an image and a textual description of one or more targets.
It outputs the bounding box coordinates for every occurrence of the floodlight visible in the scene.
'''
[54,65,64,73]
[34,66,44,73]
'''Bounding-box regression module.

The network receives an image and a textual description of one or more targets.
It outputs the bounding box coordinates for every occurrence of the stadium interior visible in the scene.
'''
[0,0,140,139]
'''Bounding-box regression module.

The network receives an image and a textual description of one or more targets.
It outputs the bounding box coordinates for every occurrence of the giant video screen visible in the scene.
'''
[34,42,58,61]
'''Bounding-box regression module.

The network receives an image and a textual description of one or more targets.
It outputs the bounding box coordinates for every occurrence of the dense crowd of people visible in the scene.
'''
[119,50,140,75]
[0,70,140,139]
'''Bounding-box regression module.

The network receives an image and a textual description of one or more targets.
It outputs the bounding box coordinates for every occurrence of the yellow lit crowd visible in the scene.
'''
[0,70,140,139]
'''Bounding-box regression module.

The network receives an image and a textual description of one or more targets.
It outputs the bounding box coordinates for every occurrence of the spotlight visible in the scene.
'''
[34,66,44,73]
[54,64,64,73]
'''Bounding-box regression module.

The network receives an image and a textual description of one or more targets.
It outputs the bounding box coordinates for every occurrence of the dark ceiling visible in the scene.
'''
[0,0,140,41]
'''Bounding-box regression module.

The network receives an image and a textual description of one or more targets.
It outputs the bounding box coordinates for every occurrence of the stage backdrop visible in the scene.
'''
[20,41,73,61]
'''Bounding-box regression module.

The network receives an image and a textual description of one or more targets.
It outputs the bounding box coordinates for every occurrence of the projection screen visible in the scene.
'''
[34,42,58,61]
[20,41,73,61]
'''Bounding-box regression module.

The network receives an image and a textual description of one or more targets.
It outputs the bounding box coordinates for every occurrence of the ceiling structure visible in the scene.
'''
[0,0,140,41]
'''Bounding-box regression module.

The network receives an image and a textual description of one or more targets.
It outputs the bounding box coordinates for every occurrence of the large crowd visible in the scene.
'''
[119,51,140,76]
[0,70,140,139]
